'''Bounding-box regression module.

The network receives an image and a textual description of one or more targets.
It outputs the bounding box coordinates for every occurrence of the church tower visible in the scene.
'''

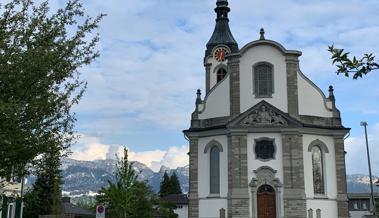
[184,1,350,218]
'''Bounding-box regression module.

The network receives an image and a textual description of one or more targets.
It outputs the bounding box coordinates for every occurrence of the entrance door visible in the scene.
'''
[257,185,276,218]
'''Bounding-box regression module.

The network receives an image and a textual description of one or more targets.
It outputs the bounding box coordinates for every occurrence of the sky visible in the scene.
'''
[42,0,379,174]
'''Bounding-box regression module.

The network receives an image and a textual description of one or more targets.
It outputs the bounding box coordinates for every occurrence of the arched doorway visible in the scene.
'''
[257,185,276,218]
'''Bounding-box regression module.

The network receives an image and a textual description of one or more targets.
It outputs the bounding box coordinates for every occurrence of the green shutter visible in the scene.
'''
[1,196,8,218]
[15,200,22,218]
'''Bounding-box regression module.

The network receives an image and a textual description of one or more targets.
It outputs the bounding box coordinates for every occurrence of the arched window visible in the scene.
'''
[312,146,325,195]
[308,209,313,218]
[217,68,227,83]
[316,209,321,218]
[210,146,220,194]
[254,63,273,97]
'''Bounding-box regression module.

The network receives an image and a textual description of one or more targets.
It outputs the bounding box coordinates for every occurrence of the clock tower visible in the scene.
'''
[204,0,238,94]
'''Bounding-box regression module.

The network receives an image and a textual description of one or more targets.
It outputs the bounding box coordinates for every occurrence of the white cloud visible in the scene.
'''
[345,123,379,175]
[70,135,110,161]
[70,135,189,172]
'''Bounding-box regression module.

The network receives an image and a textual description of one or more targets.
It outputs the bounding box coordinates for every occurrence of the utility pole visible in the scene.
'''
[361,121,376,216]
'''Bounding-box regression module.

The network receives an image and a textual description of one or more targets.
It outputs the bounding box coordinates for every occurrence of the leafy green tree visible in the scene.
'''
[158,201,178,218]
[160,171,171,197]
[169,172,182,194]
[0,0,104,184]
[97,148,155,218]
[23,148,63,218]
[328,45,379,79]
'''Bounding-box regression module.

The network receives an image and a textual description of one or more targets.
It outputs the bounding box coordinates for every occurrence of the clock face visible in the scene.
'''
[214,47,228,62]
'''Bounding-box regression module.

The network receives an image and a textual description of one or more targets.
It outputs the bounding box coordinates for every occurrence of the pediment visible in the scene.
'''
[227,101,302,128]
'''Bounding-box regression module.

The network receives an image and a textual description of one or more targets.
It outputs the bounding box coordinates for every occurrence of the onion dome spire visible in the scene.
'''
[206,0,238,57]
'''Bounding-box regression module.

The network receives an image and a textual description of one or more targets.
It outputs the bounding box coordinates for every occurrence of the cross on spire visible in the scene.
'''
[260,28,265,40]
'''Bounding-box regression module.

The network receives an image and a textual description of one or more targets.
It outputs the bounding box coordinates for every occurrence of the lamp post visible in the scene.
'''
[361,121,376,216]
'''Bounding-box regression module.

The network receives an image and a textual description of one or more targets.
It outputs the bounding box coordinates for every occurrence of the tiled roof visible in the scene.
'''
[161,194,189,205]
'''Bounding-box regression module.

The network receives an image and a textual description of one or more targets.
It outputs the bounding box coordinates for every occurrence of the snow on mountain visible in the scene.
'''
[347,174,379,193]
[57,158,189,196]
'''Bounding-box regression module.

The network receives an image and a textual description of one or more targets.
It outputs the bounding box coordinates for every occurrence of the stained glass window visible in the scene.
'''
[210,146,220,194]
[254,63,273,97]
[312,146,324,194]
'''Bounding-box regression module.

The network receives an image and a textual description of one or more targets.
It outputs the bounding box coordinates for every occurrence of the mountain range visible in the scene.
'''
[27,158,378,196]
[60,158,188,196]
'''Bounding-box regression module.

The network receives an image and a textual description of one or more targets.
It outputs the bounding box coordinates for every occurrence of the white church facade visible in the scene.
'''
[183,1,350,218]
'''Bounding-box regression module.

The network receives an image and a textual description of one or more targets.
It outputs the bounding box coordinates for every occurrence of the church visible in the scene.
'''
[183,1,350,218]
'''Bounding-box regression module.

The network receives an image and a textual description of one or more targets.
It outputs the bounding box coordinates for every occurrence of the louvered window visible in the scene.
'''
[254,63,273,97]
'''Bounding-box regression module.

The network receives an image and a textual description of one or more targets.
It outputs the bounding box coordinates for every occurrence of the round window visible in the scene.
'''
[255,139,275,160]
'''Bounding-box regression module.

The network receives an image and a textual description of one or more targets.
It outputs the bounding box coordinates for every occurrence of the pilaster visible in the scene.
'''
[286,55,299,118]
[228,56,241,117]
[227,133,249,218]
[205,63,212,94]
[282,133,307,218]
[334,136,349,218]
[188,137,199,218]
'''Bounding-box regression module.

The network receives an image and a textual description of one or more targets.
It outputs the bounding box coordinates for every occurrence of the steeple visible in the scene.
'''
[205,0,238,57]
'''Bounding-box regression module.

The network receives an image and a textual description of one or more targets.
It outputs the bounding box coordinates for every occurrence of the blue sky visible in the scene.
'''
[44,0,379,173]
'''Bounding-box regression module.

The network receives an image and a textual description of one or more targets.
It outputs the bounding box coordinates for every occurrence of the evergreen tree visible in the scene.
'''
[0,0,104,182]
[169,172,182,194]
[23,148,62,217]
[97,148,154,218]
[160,171,171,197]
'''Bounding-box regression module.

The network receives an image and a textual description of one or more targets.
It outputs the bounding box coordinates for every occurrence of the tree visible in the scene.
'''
[160,171,171,197]
[328,45,379,79]
[169,172,182,195]
[97,148,155,218]
[158,201,178,218]
[23,147,63,218]
[160,171,182,197]
[0,0,104,184]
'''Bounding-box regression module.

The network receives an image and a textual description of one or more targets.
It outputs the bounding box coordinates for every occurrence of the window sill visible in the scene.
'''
[207,194,220,199]
[254,95,273,99]
[314,195,328,199]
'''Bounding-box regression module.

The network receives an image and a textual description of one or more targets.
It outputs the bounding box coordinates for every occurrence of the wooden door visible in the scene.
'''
[257,185,276,218]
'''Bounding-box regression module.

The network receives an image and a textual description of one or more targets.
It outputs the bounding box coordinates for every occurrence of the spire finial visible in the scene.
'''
[196,89,202,105]
[328,85,335,101]
[260,28,265,40]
